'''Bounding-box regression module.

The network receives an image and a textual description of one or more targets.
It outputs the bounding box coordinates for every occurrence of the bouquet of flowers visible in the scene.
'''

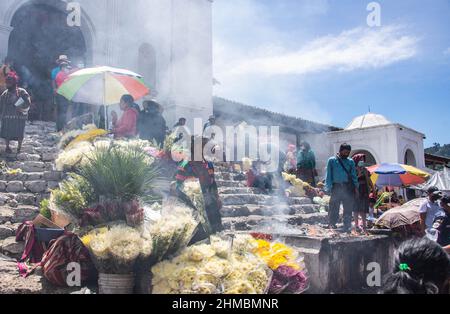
[144,204,198,265]
[182,180,211,235]
[282,172,306,197]
[50,174,94,221]
[65,128,108,150]
[57,129,85,150]
[81,224,152,274]
[151,234,271,294]
[252,238,309,294]
[55,141,94,171]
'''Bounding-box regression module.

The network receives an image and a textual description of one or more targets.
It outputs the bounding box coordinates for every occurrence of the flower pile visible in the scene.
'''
[151,235,271,294]
[282,172,307,197]
[65,128,108,150]
[252,239,308,294]
[81,224,152,274]
[55,141,93,171]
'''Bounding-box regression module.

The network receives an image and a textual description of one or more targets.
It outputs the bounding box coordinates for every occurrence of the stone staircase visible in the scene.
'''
[214,164,329,233]
[0,121,62,257]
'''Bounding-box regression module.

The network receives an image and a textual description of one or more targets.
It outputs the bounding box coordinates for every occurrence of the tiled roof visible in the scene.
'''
[213,96,340,134]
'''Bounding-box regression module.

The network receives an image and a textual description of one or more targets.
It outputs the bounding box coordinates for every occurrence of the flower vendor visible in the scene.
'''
[174,136,223,236]
[111,94,139,139]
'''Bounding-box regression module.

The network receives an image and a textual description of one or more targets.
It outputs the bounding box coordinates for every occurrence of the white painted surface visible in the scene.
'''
[0,0,213,128]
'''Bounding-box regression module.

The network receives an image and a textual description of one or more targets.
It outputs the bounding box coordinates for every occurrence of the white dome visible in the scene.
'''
[345,113,392,130]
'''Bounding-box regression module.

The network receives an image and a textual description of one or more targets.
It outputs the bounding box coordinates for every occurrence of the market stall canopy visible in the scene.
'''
[367,163,430,188]
[57,66,150,105]
[375,198,425,229]
[412,167,450,193]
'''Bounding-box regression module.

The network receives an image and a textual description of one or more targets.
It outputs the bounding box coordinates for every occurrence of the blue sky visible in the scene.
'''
[212,0,450,146]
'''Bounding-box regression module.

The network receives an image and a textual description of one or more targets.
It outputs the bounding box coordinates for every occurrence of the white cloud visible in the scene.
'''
[444,47,450,55]
[227,25,419,77]
[212,1,419,124]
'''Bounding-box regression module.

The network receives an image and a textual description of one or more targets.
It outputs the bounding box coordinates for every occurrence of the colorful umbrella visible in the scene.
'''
[57,66,149,105]
[367,163,430,187]
[376,198,424,229]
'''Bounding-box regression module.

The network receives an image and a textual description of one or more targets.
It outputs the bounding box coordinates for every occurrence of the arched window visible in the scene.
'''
[138,43,157,93]
[351,150,377,166]
[404,149,417,166]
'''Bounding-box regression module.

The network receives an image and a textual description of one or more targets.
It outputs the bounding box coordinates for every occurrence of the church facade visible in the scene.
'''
[0,0,213,127]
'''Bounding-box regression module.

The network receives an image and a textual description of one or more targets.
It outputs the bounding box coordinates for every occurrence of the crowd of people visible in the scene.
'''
[0,54,177,153]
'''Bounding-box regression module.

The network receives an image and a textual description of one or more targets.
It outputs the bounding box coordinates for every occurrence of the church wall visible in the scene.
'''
[395,127,426,169]
[0,0,213,129]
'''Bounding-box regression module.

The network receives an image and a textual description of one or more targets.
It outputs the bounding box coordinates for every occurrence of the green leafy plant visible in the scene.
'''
[77,143,159,203]
[51,174,94,219]
[39,199,52,220]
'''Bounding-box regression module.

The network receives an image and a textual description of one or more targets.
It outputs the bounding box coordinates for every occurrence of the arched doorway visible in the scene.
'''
[7,1,88,121]
[404,149,417,166]
[351,150,377,166]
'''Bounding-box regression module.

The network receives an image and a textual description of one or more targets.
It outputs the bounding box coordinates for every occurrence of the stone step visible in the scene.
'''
[222,212,329,231]
[215,172,247,182]
[0,170,63,183]
[0,180,59,194]
[0,192,51,207]
[221,203,319,217]
[0,205,40,225]
[218,187,268,195]
[216,180,247,188]
[6,161,55,172]
[221,193,314,206]
[221,193,275,206]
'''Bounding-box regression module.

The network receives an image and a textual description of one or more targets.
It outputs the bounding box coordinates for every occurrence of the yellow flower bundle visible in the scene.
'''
[282,172,307,197]
[252,239,303,271]
[66,128,108,150]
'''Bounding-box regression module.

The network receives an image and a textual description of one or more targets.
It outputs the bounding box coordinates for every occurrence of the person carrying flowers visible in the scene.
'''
[174,136,223,239]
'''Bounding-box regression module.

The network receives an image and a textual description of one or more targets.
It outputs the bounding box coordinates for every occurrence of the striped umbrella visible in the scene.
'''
[367,163,430,188]
[57,66,149,105]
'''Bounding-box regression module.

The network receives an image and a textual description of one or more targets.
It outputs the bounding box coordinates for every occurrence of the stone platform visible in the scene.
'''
[284,233,394,293]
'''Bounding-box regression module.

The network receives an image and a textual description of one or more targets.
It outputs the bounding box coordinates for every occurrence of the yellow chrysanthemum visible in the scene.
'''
[66,128,108,150]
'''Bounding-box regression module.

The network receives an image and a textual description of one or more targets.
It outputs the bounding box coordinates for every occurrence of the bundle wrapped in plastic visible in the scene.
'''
[151,234,271,294]
[81,224,152,274]
[142,202,198,265]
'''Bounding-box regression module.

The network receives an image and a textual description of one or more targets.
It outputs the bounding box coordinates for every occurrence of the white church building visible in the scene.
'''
[0,0,428,173]
[305,112,426,176]
[0,0,213,127]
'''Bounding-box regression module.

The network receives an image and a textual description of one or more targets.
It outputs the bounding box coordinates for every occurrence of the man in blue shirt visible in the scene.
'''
[325,143,359,232]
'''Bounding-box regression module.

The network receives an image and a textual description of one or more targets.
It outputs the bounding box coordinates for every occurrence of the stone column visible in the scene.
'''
[0,24,12,60]
[164,0,213,133]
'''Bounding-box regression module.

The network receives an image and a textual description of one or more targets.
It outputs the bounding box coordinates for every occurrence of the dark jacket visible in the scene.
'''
[138,107,167,146]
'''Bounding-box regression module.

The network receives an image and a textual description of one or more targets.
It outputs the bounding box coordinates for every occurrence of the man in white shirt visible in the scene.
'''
[419,186,445,233]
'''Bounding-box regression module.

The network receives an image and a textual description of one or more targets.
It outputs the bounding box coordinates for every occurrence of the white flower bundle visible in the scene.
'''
[85,225,153,274]
[145,205,198,264]
[55,141,93,171]
[151,235,271,295]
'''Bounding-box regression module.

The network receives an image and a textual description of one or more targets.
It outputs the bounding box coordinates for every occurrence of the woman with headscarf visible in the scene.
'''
[297,141,317,186]
[0,73,31,154]
[352,153,374,233]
